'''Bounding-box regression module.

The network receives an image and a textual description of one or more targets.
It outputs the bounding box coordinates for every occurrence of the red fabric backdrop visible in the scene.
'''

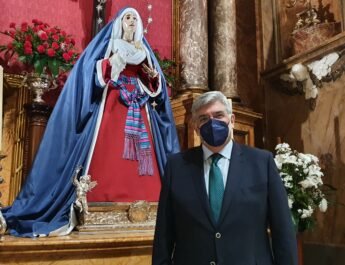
[0,0,172,66]
[107,0,172,57]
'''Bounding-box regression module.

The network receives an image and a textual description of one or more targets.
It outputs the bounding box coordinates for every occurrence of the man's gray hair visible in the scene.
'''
[191,91,232,120]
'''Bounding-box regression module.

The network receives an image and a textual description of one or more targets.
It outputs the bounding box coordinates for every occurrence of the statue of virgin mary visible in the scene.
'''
[0,7,180,237]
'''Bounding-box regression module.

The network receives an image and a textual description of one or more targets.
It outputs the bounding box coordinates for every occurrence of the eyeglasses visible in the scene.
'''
[196,111,228,125]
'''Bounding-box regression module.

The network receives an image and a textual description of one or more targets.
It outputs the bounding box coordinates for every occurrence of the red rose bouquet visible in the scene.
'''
[0,19,79,77]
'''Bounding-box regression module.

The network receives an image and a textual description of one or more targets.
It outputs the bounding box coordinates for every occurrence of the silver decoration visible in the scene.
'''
[72,166,97,217]
[179,0,208,90]
[0,210,6,236]
[128,200,150,222]
[23,73,57,104]
[96,0,107,17]
[144,2,153,34]
[92,0,107,36]
[96,4,103,12]
[209,0,238,98]
[76,202,157,232]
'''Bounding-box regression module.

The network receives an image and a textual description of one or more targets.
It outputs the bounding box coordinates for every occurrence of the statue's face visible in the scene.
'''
[122,12,137,34]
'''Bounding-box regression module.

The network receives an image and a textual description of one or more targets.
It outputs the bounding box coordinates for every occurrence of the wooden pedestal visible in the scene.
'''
[0,231,153,265]
[23,103,52,177]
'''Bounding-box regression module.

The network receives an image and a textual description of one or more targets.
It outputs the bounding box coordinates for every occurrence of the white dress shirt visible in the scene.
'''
[202,140,233,195]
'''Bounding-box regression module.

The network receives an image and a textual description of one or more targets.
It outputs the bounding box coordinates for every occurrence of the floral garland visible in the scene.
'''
[274,143,328,232]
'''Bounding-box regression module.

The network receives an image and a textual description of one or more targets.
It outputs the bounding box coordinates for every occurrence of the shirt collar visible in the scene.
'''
[202,140,233,161]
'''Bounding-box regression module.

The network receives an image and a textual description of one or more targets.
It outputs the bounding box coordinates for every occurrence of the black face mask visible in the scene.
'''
[199,119,229,147]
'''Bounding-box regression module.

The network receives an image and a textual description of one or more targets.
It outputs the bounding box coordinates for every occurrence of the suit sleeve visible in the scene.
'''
[267,153,298,265]
[152,158,175,265]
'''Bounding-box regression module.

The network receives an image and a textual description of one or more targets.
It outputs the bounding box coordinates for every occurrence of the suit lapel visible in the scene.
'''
[190,146,216,227]
[218,142,244,226]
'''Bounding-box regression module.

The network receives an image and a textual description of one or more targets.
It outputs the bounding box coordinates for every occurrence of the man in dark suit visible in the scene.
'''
[152,91,298,265]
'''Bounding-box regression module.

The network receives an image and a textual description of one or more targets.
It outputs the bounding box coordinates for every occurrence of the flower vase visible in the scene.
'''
[26,73,54,104]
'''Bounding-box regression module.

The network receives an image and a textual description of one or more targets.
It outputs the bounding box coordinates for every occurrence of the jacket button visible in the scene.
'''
[215,232,221,239]
[210,262,216,265]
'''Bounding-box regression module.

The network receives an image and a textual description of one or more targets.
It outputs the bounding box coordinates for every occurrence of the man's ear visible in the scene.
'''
[193,120,201,136]
[230,114,235,129]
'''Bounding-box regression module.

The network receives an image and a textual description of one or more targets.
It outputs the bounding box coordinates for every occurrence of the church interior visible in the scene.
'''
[0,0,345,264]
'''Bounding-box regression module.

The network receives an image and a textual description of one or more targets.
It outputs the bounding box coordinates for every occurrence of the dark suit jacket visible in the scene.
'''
[152,142,298,265]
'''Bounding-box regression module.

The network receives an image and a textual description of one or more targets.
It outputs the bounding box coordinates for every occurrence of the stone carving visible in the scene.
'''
[279,51,343,109]
[292,2,320,32]
[288,0,341,55]
[281,63,318,100]
[308,52,339,81]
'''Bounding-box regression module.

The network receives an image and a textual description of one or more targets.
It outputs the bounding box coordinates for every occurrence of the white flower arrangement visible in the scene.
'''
[274,143,328,232]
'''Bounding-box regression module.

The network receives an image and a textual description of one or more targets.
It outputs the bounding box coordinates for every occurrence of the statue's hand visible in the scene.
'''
[142,63,158,78]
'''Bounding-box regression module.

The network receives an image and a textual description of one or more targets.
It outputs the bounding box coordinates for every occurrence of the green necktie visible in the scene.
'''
[209,153,224,222]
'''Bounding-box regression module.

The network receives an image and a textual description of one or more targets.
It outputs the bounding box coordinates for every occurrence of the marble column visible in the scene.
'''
[179,0,208,91]
[209,0,239,99]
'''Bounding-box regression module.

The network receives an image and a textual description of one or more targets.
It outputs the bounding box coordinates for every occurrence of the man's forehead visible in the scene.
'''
[197,102,226,113]
[197,110,226,118]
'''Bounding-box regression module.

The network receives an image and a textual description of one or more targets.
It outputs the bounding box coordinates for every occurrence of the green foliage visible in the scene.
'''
[153,49,176,87]
[0,20,79,77]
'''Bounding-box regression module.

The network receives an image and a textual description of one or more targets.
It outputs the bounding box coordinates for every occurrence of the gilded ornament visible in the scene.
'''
[128,200,150,223]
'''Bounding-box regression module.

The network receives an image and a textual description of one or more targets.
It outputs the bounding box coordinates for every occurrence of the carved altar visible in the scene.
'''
[0,1,263,264]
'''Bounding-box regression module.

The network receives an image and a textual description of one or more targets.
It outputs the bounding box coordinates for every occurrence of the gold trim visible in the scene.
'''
[3,73,25,89]
[172,0,180,95]
[7,74,30,204]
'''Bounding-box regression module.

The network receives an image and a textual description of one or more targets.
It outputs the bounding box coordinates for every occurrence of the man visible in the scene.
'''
[152,91,297,265]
